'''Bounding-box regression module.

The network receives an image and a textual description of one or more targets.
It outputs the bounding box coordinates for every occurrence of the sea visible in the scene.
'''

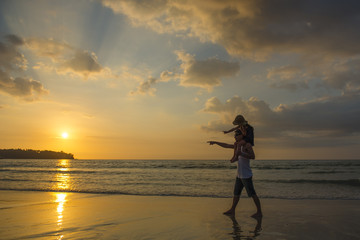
[0,159,359,200]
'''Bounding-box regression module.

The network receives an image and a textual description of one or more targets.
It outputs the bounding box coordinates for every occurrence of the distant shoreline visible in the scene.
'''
[0,149,74,159]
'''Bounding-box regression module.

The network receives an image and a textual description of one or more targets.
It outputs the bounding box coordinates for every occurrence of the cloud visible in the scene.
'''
[0,70,48,101]
[129,51,239,95]
[0,34,109,99]
[175,51,240,90]
[201,93,360,147]
[102,0,360,95]
[267,65,303,81]
[101,0,169,31]
[269,81,309,92]
[59,50,103,80]
[0,35,48,101]
[129,76,158,96]
[25,37,107,80]
[129,71,173,96]
[25,37,73,60]
[267,65,309,91]
[322,58,360,92]
[273,57,360,93]
[5,34,25,46]
[102,0,360,60]
[0,39,27,72]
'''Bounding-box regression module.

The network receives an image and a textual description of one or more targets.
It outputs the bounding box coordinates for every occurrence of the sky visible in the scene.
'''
[1,0,360,160]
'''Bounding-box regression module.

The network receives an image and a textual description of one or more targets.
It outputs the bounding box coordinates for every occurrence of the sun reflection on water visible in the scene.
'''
[52,159,72,239]
[55,193,67,225]
[55,159,71,191]
[53,192,67,240]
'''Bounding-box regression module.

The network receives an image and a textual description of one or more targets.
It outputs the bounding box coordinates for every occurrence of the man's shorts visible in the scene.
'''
[234,177,257,197]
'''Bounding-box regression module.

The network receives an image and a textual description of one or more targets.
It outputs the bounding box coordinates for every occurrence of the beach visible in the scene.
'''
[1,190,359,240]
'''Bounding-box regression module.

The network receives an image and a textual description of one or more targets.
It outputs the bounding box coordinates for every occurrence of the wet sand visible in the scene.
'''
[0,190,359,239]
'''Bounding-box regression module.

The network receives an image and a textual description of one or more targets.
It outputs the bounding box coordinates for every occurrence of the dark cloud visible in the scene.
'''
[5,34,25,46]
[202,93,360,147]
[129,76,158,96]
[129,51,240,96]
[267,65,309,91]
[0,69,48,101]
[176,51,240,90]
[322,58,360,91]
[103,0,360,95]
[0,34,108,99]
[61,51,103,79]
[130,71,173,96]
[0,39,27,72]
[102,0,360,59]
[216,0,360,59]
[269,81,309,92]
[0,35,48,100]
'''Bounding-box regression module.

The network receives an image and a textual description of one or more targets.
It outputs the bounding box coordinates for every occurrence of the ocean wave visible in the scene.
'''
[0,187,228,198]
[0,178,33,182]
[307,171,351,174]
[260,179,360,187]
[2,159,359,171]
[0,188,359,200]
[0,169,101,174]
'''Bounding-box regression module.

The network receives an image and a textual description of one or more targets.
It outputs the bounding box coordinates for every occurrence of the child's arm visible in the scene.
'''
[207,141,234,149]
[223,125,240,134]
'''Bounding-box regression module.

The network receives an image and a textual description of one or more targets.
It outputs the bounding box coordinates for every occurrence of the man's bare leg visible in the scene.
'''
[251,195,262,217]
[224,196,240,215]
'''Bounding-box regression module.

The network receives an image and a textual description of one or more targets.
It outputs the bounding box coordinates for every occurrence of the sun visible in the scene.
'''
[61,132,69,139]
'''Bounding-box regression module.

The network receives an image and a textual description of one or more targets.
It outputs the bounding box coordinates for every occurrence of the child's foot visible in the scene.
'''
[223,209,235,215]
[251,212,263,218]
[230,157,237,163]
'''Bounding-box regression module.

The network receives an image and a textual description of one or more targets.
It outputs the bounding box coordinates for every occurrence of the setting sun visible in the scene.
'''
[61,132,69,139]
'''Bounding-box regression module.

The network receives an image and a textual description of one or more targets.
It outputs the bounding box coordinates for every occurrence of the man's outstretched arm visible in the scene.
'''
[207,141,234,149]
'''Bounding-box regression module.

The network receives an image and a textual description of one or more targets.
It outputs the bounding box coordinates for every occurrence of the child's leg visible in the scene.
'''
[230,141,241,162]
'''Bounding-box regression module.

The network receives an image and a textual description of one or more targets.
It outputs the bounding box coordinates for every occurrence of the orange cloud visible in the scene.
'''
[26,37,106,80]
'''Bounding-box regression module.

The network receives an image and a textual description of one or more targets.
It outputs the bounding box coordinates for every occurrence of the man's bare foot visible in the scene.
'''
[251,212,263,218]
[223,209,235,215]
